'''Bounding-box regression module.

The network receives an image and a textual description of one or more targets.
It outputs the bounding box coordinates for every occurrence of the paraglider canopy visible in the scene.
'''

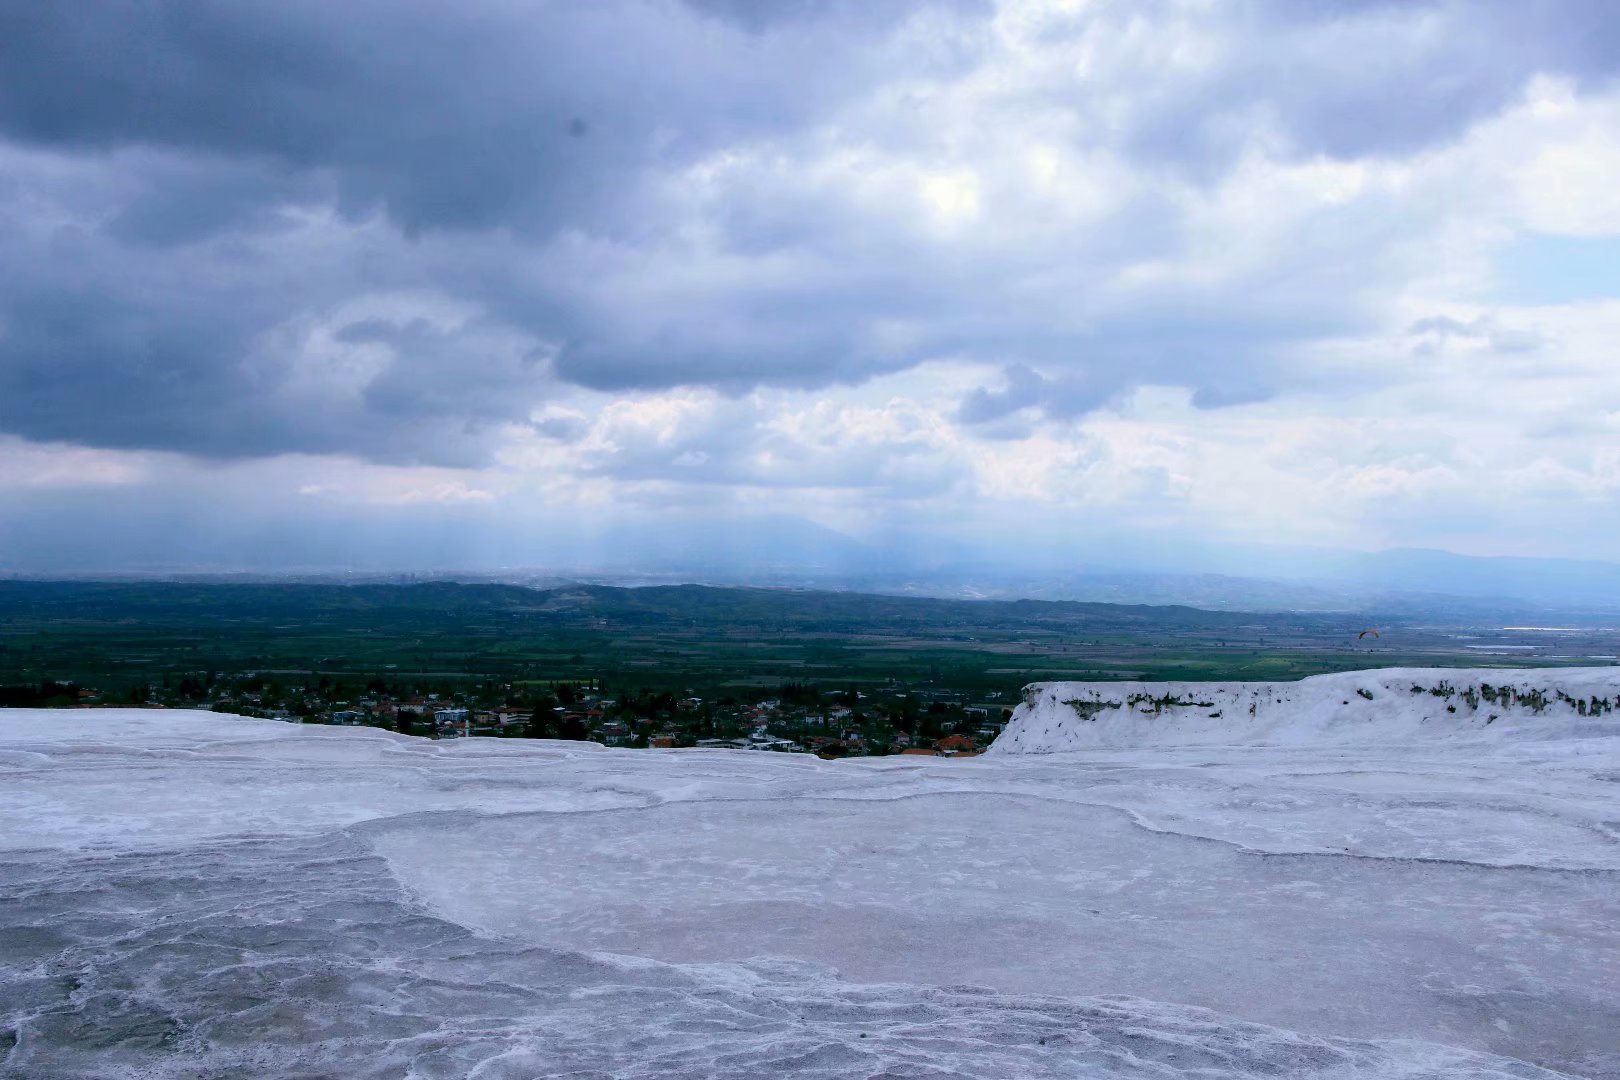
[1358,629,1381,640]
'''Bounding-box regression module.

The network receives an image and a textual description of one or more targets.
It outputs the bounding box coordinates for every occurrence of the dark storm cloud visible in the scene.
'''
[0,180,555,466]
[0,1,740,235]
[100,157,326,249]
[0,0,993,464]
[684,0,987,34]
[1126,0,1620,169]
[0,277,270,458]
[1291,1,1620,81]
[344,316,554,426]
[959,364,1050,424]
[0,282,542,467]
[0,0,981,236]
[0,0,950,465]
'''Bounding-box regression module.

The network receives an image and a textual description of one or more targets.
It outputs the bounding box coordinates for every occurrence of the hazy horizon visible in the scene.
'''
[9,520,1620,617]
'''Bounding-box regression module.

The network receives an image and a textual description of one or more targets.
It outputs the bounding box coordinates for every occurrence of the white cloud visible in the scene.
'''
[1511,80,1620,237]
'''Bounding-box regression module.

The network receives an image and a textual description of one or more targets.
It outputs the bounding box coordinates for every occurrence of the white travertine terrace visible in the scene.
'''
[3,675,1617,1078]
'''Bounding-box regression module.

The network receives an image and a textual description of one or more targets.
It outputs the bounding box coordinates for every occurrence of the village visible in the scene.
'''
[26,673,1012,758]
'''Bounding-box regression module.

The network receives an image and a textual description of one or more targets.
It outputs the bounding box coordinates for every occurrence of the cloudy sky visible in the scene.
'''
[1,0,1618,573]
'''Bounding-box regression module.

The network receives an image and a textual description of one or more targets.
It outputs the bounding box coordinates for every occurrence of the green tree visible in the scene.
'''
[527,696,559,738]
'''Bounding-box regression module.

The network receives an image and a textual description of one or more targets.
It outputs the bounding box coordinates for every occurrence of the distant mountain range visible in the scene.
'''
[7,512,1620,619]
